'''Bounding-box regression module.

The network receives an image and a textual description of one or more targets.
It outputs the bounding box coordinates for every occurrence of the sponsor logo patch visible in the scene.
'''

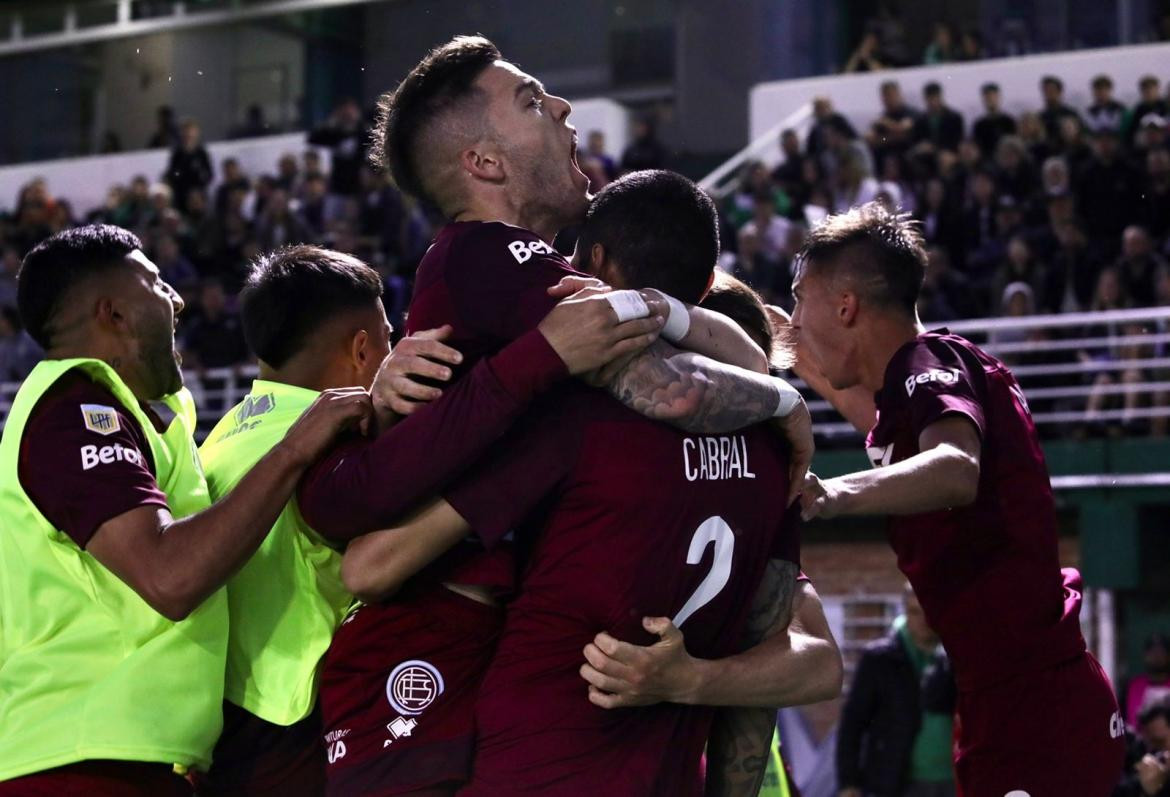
[80,443,144,471]
[80,404,120,436]
[385,659,445,716]
[508,239,556,264]
[1110,710,1124,739]
[904,368,961,397]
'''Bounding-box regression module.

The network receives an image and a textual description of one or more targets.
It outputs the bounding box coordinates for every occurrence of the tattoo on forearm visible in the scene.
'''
[607,340,780,434]
[705,560,798,797]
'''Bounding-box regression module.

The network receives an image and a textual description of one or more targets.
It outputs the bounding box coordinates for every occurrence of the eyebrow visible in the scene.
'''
[514,78,545,100]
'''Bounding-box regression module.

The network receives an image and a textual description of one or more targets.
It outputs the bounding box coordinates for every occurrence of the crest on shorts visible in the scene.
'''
[80,404,120,436]
[385,659,445,716]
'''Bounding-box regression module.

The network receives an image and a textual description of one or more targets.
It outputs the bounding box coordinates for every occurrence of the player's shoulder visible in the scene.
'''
[884,330,987,393]
[28,370,138,435]
[446,220,569,270]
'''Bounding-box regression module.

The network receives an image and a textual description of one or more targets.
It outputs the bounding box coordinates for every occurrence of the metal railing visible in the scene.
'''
[697,103,813,202]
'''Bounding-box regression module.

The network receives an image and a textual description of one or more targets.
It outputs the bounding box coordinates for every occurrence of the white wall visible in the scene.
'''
[0,99,625,217]
[749,41,1170,142]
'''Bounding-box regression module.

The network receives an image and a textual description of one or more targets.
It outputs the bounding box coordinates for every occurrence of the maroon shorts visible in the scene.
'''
[319,587,504,797]
[0,760,192,797]
[955,652,1125,797]
[191,700,325,797]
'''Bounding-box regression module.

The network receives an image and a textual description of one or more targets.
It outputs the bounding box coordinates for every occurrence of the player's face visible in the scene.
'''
[790,267,859,390]
[122,249,185,398]
[478,61,590,230]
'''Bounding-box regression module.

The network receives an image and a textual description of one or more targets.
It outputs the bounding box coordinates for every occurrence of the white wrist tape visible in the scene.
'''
[772,377,803,418]
[603,289,650,322]
[655,291,691,343]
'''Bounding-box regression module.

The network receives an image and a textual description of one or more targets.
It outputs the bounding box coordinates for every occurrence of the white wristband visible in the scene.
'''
[603,289,650,322]
[772,377,803,418]
[645,289,691,342]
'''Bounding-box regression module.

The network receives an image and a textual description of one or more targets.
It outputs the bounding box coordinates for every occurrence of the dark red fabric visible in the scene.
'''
[319,591,504,797]
[867,331,1086,692]
[0,760,191,797]
[445,386,796,796]
[17,371,168,548]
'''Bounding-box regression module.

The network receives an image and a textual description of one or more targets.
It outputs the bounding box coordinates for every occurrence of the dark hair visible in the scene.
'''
[1140,75,1159,89]
[923,81,942,97]
[981,81,1000,94]
[797,201,927,317]
[240,245,384,368]
[577,170,718,304]
[1138,700,1170,728]
[699,272,794,371]
[1042,75,1063,91]
[371,35,501,205]
[18,224,142,349]
[879,80,900,94]
[1092,74,1113,90]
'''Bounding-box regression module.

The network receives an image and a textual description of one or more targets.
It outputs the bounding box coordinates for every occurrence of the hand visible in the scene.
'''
[773,398,814,507]
[799,472,848,521]
[1138,753,1170,795]
[547,274,608,299]
[279,387,373,468]
[370,326,463,426]
[538,286,665,375]
[579,617,698,708]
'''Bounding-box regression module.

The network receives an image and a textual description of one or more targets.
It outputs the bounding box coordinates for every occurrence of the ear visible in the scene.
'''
[839,291,860,327]
[350,329,370,372]
[460,144,505,183]
[96,295,130,336]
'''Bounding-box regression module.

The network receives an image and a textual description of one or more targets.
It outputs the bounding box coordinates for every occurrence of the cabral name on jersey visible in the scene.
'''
[904,368,961,397]
[80,443,144,471]
[508,239,556,264]
[683,435,756,482]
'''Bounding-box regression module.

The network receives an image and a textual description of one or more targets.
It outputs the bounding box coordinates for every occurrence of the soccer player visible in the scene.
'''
[790,203,1124,794]
[0,226,368,796]
[334,181,804,795]
[191,246,650,795]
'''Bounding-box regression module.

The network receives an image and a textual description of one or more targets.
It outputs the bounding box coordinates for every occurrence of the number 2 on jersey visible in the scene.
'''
[672,516,735,628]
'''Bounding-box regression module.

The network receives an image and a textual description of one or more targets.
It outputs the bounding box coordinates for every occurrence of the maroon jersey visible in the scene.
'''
[446,386,798,796]
[866,330,1085,691]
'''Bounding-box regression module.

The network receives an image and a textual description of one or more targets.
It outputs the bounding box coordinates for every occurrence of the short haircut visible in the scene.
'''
[1042,75,1063,91]
[797,201,927,317]
[576,170,718,304]
[923,81,942,97]
[240,245,383,368]
[981,82,1000,94]
[18,224,142,349]
[1139,700,1170,728]
[880,80,899,94]
[371,35,501,210]
[1140,75,1159,89]
[1092,74,1112,89]
[699,271,794,371]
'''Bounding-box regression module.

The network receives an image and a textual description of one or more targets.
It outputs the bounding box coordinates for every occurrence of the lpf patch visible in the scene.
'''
[385,659,445,716]
[80,404,120,436]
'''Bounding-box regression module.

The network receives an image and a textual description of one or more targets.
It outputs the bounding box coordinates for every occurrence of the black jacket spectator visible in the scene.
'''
[836,630,957,796]
[308,99,368,197]
[166,123,214,214]
[914,84,964,152]
[620,119,669,172]
[973,111,1016,160]
[1077,132,1141,253]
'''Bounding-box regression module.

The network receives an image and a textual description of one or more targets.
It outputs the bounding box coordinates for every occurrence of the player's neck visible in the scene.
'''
[857,314,925,392]
[455,194,559,244]
[48,337,151,401]
[258,359,345,394]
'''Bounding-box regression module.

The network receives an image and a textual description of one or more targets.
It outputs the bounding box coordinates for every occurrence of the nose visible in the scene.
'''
[548,93,572,123]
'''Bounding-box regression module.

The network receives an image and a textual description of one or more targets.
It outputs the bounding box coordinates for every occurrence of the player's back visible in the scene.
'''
[454,387,797,796]
[868,330,1085,691]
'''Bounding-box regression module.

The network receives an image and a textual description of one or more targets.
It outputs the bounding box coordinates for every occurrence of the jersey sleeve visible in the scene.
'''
[443,391,582,549]
[447,226,575,341]
[18,378,168,549]
[900,338,987,440]
[769,502,802,566]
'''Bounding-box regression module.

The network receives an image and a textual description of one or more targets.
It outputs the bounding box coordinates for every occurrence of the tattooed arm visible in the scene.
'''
[705,560,798,797]
[602,340,786,434]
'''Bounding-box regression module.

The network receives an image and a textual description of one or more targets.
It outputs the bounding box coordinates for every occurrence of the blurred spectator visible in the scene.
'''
[990,235,1043,313]
[275,153,301,194]
[1087,74,1127,134]
[232,103,271,139]
[836,586,957,797]
[1130,76,1168,147]
[620,117,669,173]
[843,28,889,73]
[994,135,1038,200]
[771,129,807,202]
[1040,156,1072,198]
[868,81,920,170]
[879,155,916,215]
[1136,114,1170,158]
[1126,635,1170,730]
[166,120,214,213]
[215,158,251,218]
[0,306,41,383]
[99,131,123,154]
[299,175,330,241]
[1041,219,1099,313]
[1078,129,1141,258]
[833,149,880,213]
[585,131,618,182]
[973,82,1017,160]
[153,234,199,296]
[0,245,20,309]
[914,82,964,152]
[919,246,970,321]
[308,98,368,200]
[1124,701,1170,797]
[255,189,312,251]
[1018,111,1054,164]
[181,279,250,375]
[957,28,984,61]
[1039,75,1083,145]
[917,178,962,260]
[1140,148,1170,242]
[806,97,856,165]
[1055,116,1094,176]
[725,161,790,228]
[740,189,793,270]
[303,149,326,185]
[148,105,179,149]
[1116,226,1167,307]
[922,22,956,65]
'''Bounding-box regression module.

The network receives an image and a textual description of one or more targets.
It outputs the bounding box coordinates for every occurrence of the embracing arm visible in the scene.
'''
[801,414,981,520]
